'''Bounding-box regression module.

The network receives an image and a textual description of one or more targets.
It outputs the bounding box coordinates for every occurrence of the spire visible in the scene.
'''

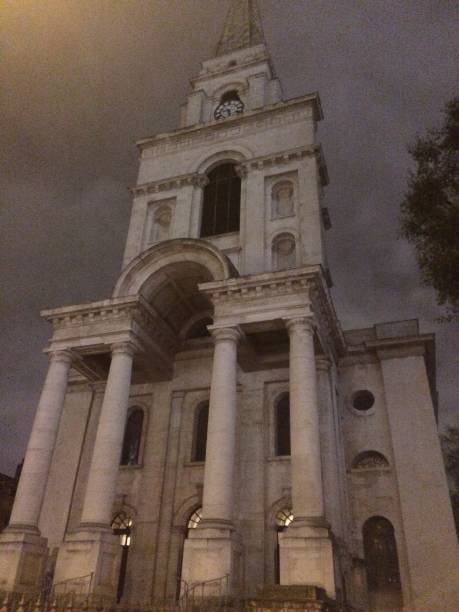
[216,0,266,57]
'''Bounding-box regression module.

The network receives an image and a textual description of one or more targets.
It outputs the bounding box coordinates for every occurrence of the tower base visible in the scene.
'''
[279,521,335,599]
[53,529,120,600]
[0,529,48,593]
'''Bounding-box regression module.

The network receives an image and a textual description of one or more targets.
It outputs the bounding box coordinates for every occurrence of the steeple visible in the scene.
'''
[216,0,266,56]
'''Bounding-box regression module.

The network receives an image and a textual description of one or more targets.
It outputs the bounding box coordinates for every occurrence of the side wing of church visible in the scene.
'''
[1,2,458,610]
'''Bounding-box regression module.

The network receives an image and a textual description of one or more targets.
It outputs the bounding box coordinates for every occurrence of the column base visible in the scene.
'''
[181,523,242,596]
[0,528,48,593]
[53,529,120,600]
[279,519,336,599]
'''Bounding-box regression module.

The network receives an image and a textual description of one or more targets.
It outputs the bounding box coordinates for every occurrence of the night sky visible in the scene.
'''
[1,0,458,475]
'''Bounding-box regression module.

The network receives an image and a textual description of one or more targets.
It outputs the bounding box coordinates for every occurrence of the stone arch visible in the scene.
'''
[211,81,247,102]
[352,450,390,470]
[114,238,237,298]
[173,494,203,532]
[191,145,253,175]
[267,497,293,585]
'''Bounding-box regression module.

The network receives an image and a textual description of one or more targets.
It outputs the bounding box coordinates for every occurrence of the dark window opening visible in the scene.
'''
[112,512,133,603]
[352,390,375,412]
[120,409,143,466]
[193,402,209,462]
[200,164,241,237]
[276,394,291,456]
[186,317,212,340]
[274,508,294,583]
[363,516,403,610]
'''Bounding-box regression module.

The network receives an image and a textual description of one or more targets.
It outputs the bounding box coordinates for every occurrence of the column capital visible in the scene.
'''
[209,326,243,344]
[235,163,248,178]
[284,317,315,336]
[110,341,137,357]
[192,173,209,188]
[49,349,75,365]
[315,356,332,372]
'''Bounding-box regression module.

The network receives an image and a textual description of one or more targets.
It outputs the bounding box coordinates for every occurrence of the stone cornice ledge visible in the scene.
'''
[136,93,322,153]
[130,144,328,196]
[199,265,345,357]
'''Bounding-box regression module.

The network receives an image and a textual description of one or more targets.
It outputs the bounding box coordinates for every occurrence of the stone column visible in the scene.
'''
[0,350,73,593]
[53,341,135,599]
[181,327,242,594]
[80,341,135,527]
[286,317,324,521]
[279,317,335,597]
[201,327,241,524]
[9,350,74,531]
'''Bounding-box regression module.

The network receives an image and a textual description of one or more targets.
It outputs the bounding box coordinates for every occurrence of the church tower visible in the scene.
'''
[1,2,458,610]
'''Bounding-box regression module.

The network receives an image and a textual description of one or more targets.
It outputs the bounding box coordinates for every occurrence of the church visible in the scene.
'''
[0,1,458,610]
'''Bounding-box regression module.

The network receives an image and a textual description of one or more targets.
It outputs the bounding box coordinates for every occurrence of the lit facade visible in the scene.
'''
[0,2,458,610]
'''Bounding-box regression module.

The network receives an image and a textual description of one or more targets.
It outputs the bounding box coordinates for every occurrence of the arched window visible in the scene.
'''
[187,507,202,535]
[275,394,290,456]
[193,402,209,462]
[272,233,296,270]
[363,517,403,610]
[112,512,134,603]
[200,163,241,237]
[274,508,294,583]
[353,451,389,470]
[120,409,144,466]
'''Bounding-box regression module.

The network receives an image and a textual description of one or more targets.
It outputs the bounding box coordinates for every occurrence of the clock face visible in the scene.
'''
[214,98,244,120]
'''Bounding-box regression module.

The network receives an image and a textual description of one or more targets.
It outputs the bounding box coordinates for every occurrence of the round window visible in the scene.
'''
[352,390,375,412]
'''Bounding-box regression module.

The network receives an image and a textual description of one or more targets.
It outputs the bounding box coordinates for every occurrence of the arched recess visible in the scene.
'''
[272,232,297,271]
[352,451,389,470]
[200,163,241,237]
[111,510,135,603]
[172,496,202,599]
[363,516,403,611]
[266,497,293,585]
[190,146,253,175]
[114,238,237,298]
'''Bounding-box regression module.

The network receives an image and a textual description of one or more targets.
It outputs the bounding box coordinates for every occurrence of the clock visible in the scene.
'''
[214,97,244,120]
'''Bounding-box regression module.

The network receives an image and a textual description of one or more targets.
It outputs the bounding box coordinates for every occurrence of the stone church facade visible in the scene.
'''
[0,1,458,610]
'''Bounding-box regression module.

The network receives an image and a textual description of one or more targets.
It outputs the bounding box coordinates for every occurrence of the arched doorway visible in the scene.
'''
[176,507,203,599]
[112,511,133,603]
[274,508,294,583]
[363,516,402,610]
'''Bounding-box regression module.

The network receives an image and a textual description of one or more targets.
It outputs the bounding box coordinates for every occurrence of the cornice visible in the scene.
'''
[199,265,345,357]
[41,294,179,357]
[129,172,206,197]
[130,144,327,196]
[136,93,322,155]
[41,296,140,327]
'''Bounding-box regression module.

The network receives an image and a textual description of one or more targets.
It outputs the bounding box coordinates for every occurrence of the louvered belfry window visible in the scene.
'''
[200,163,241,237]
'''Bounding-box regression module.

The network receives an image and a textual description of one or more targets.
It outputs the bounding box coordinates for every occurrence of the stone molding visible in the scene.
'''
[200,266,345,358]
[137,95,321,157]
[209,326,243,344]
[41,295,179,363]
[130,144,327,195]
[284,316,315,336]
[130,172,207,196]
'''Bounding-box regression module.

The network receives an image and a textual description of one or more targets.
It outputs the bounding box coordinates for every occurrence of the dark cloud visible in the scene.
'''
[1,0,458,474]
